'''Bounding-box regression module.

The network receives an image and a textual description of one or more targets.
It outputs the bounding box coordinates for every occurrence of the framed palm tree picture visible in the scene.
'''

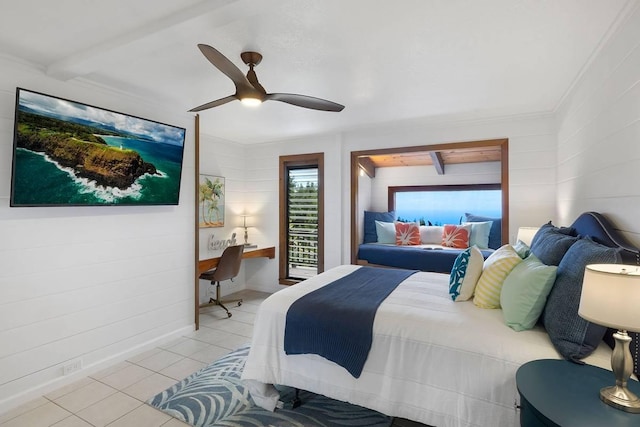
[198,174,225,227]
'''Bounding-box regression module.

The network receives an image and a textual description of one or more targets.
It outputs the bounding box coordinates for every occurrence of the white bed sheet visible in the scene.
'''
[241,264,612,427]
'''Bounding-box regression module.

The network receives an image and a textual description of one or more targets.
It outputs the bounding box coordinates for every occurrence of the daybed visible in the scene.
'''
[356,212,502,273]
[357,243,494,273]
[242,212,640,427]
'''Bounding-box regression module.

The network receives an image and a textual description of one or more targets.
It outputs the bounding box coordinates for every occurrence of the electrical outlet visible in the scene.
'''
[62,358,83,375]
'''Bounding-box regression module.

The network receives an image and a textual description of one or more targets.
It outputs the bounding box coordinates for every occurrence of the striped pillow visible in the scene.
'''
[473,244,522,309]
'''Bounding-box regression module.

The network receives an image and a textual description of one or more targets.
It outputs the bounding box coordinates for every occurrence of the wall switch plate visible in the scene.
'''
[62,358,83,375]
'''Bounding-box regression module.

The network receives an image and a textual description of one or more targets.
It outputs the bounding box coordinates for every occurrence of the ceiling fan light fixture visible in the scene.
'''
[191,44,344,112]
[240,96,262,107]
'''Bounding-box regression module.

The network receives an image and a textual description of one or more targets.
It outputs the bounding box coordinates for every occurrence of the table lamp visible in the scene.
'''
[240,214,256,248]
[578,263,640,413]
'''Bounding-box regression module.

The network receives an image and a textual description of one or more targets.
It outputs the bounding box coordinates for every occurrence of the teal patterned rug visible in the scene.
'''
[147,344,392,427]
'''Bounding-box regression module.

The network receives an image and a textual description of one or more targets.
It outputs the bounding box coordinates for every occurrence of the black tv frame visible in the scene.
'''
[10,87,187,207]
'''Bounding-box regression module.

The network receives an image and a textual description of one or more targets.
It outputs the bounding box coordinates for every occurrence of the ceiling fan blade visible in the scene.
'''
[189,95,237,112]
[265,93,345,112]
[197,44,254,91]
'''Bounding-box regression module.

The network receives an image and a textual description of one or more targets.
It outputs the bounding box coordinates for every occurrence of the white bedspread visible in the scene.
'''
[241,265,612,427]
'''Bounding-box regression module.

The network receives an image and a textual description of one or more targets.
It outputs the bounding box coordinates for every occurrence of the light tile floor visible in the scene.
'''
[0,290,270,427]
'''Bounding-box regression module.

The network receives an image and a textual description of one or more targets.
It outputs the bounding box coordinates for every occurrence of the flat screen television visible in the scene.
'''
[10,88,187,207]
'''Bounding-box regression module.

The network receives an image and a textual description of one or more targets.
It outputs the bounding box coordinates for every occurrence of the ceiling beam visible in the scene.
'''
[358,157,376,178]
[46,0,239,80]
[429,151,445,175]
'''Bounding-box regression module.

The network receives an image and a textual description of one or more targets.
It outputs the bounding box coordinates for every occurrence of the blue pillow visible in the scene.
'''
[542,237,622,361]
[530,222,578,266]
[464,213,502,249]
[363,211,395,243]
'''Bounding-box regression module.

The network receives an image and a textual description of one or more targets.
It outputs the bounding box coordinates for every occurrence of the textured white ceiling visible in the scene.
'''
[0,0,634,143]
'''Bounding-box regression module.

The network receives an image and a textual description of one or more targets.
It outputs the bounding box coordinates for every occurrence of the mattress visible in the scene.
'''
[357,243,494,273]
[241,264,612,427]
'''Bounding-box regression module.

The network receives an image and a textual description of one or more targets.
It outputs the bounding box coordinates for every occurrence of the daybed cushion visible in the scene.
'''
[542,237,622,361]
[500,253,557,331]
[442,224,471,249]
[463,221,492,249]
[530,222,578,266]
[474,244,522,309]
[357,244,494,273]
[375,220,396,244]
[363,210,395,243]
[464,213,502,249]
[396,222,421,245]
[449,246,484,301]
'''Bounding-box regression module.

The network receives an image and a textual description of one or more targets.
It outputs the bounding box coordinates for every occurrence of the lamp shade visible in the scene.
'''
[516,227,539,247]
[240,214,252,228]
[579,264,640,332]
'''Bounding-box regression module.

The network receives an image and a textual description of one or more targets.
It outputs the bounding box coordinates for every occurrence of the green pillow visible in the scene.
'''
[513,240,531,259]
[500,254,557,331]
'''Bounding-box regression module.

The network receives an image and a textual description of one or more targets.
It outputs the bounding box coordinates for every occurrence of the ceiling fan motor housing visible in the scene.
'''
[241,51,263,67]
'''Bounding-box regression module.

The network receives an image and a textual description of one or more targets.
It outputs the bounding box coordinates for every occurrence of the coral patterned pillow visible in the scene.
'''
[395,222,421,245]
[442,224,471,248]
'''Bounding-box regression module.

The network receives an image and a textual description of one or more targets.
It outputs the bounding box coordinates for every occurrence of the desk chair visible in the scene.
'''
[199,244,244,318]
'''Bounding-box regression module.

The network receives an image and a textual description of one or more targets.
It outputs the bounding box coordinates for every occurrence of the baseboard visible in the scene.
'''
[0,324,194,415]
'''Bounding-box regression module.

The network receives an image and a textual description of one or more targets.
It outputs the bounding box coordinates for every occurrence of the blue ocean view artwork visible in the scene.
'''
[11,88,186,206]
[395,190,501,225]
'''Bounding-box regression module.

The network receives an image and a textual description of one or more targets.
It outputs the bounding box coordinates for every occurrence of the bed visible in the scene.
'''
[241,212,640,427]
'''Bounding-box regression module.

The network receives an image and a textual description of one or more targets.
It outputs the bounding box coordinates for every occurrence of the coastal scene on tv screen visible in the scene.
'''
[11,88,186,206]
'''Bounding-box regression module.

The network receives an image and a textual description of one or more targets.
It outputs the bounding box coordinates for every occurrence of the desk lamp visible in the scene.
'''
[240,214,256,248]
[579,264,640,413]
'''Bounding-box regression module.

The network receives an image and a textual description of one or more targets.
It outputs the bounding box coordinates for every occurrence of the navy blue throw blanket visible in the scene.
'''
[284,266,417,378]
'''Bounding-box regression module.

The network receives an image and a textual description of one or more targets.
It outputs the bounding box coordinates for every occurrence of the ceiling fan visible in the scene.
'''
[189,44,344,113]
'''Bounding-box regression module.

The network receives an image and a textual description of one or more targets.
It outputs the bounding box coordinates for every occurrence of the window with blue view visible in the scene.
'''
[391,184,501,225]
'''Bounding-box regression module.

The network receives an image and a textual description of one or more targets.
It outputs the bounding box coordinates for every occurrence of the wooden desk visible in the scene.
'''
[198,246,276,275]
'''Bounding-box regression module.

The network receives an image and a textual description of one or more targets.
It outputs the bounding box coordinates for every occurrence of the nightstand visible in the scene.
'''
[516,359,640,426]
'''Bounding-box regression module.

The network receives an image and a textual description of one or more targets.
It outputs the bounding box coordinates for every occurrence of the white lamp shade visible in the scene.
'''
[516,227,539,247]
[579,264,640,332]
[240,214,252,228]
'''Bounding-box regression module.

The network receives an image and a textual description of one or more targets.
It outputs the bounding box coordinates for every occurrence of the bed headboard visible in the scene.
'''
[570,211,640,265]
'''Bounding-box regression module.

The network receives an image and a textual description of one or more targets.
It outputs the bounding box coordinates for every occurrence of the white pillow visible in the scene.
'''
[419,225,444,244]
[449,246,484,301]
[463,221,492,249]
[375,220,396,244]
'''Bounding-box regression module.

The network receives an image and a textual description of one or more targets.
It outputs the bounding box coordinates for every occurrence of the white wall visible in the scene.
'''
[0,57,195,411]
[555,3,640,245]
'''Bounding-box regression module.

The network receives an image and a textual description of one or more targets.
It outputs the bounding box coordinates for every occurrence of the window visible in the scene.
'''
[390,184,502,225]
[279,153,324,285]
